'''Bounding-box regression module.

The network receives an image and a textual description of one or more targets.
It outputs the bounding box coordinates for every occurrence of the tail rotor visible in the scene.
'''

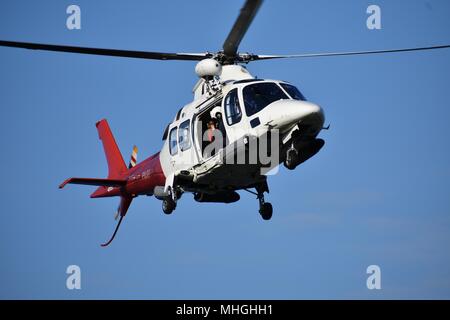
[128,145,138,168]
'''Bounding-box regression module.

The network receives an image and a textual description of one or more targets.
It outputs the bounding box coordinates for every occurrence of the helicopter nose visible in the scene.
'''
[257,100,325,131]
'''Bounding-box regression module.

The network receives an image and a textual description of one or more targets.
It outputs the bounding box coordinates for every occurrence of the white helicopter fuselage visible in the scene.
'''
[158,64,325,194]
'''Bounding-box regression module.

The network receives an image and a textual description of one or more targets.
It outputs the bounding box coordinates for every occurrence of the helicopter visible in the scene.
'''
[1,0,449,246]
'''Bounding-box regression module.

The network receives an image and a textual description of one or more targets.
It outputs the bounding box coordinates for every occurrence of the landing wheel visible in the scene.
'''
[284,148,299,170]
[259,202,273,220]
[248,183,273,221]
[162,198,176,215]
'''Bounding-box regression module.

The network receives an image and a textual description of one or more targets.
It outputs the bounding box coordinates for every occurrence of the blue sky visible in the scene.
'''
[0,0,450,299]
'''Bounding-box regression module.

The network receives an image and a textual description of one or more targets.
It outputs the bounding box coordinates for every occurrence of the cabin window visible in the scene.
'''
[224,89,242,126]
[169,127,178,155]
[243,82,288,117]
[178,120,191,151]
[280,83,306,101]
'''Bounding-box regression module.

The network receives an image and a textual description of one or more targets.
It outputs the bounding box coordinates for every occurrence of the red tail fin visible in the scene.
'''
[96,119,127,179]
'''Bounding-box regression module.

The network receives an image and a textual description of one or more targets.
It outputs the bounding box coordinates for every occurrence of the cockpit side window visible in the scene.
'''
[280,83,306,101]
[175,108,183,120]
[224,89,242,126]
[178,120,191,151]
[169,126,178,155]
[243,82,288,117]
[162,124,169,141]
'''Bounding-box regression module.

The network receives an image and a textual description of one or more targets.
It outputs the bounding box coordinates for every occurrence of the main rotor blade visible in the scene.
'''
[223,0,263,58]
[252,44,450,61]
[0,40,209,61]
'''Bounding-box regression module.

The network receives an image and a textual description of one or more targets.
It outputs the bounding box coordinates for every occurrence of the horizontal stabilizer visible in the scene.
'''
[59,177,126,189]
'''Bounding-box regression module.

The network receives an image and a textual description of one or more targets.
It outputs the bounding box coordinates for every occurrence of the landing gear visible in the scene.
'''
[259,201,273,220]
[284,147,299,170]
[244,183,273,220]
[162,198,176,214]
[162,186,177,215]
[254,183,273,220]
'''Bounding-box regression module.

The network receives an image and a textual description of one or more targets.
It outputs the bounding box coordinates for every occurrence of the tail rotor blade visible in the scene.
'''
[128,145,138,169]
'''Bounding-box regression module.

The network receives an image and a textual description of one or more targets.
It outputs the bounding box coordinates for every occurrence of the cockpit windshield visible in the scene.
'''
[280,83,306,101]
[243,82,289,117]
